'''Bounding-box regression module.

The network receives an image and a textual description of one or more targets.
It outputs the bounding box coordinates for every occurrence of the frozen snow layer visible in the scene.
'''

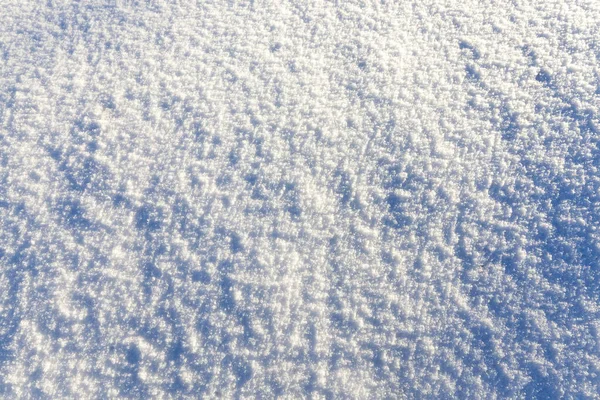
[1,0,600,397]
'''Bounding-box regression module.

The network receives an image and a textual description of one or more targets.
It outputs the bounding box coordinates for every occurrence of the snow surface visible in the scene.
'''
[1,0,600,398]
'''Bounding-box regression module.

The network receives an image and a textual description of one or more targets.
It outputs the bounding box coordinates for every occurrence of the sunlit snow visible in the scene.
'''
[1,0,600,398]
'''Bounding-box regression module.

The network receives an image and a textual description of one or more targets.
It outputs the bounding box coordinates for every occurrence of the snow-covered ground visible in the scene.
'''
[1,0,600,397]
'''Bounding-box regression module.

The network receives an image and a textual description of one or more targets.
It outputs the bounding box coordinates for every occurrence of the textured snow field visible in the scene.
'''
[1,0,600,398]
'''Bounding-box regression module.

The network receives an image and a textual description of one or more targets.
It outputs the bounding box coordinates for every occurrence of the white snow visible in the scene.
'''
[1,0,600,397]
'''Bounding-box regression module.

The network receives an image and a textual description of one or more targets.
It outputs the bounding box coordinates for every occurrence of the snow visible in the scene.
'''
[1,0,600,397]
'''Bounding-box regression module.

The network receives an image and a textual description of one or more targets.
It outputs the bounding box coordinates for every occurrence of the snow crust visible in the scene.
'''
[1,0,600,397]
